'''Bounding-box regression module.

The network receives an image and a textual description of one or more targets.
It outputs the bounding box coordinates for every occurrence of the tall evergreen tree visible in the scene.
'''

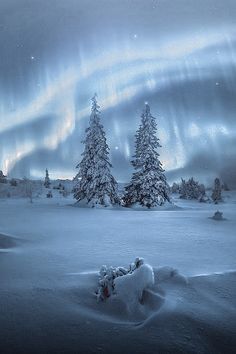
[44,168,50,188]
[211,177,222,203]
[123,103,170,208]
[74,95,119,207]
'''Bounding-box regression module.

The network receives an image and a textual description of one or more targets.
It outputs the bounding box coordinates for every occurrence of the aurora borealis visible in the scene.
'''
[0,0,235,185]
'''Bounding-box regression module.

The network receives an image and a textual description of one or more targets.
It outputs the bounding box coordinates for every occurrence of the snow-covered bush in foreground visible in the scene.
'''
[96,257,154,312]
[96,264,128,301]
[114,263,154,311]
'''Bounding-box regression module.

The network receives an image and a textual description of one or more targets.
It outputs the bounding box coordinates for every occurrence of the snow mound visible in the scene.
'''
[67,265,189,325]
[73,200,122,210]
[114,264,154,312]
[66,268,164,325]
[210,210,227,221]
[155,266,188,285]
[0,233,19,250]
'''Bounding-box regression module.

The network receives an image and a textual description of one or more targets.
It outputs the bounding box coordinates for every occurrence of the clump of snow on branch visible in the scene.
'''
[114,263,154,311]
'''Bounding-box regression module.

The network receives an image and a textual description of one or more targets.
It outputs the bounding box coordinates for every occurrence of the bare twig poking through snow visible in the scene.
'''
[96,258,154,311]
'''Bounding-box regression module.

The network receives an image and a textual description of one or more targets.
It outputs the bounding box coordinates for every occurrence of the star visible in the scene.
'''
[215,82,220,86]
[115,146,119,150]
[31,56,35,60]
[133,34,138,39]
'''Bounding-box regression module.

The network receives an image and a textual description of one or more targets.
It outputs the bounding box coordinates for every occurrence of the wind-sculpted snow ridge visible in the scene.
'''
[67,266,236,343]
[0,233,22,250]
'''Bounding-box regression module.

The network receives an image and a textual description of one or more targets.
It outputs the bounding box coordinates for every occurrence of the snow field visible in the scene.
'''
[0,190,236,353]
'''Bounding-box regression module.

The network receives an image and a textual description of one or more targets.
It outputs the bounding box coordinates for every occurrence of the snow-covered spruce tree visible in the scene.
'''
[179,177,205,200]
[123,103,170,208]
[211,177,222,203]
[44,168,50,188]
[74,95,119,207]
[171,182,180,194]
[0,170,7,183]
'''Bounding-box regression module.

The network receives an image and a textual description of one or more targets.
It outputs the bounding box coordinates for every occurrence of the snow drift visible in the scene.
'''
[0,193,236,353]
[0,233,20,250]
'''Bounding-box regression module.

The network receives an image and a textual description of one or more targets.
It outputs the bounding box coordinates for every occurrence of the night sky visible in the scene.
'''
[0,0,235,185]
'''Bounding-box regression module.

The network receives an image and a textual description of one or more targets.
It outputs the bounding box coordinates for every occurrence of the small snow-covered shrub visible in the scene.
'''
[96,265,128,301]
[212,210,223,220]
[46,190,53,198]
[96,257,154,311]
[96,257,144,301]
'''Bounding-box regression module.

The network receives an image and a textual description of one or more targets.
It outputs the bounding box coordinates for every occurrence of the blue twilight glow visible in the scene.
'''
[0,0,236,185]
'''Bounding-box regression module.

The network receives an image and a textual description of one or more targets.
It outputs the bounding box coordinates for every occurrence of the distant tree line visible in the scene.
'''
[171,177,227,204]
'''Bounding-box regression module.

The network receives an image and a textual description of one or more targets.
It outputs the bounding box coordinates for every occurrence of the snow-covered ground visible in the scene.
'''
[0,190,236,353]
